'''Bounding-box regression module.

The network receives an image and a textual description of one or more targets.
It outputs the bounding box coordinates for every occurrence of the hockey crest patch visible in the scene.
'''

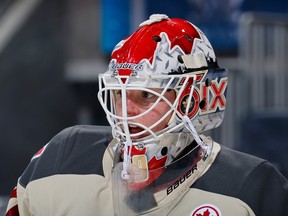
[191,204,222,216]
[31,143,48,160]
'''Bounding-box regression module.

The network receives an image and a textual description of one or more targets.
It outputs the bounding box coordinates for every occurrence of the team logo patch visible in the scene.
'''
[31,143,48,160]
[191,204,222,216]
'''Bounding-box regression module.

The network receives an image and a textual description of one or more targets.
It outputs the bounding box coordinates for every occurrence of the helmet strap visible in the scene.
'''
[182,115,212,156]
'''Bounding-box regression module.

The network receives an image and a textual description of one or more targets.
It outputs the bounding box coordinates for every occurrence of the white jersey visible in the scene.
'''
[6,125,288,216]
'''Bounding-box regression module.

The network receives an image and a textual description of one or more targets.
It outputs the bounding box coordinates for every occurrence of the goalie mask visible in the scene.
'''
[98,14,228,213]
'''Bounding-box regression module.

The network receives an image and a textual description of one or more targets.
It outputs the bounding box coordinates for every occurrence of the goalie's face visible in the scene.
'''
[114,88,176,140]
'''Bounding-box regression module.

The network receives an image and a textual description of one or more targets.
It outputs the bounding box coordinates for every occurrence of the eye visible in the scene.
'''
[141,91,154,99]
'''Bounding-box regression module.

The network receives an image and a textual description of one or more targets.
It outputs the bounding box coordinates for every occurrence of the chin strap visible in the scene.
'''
[183,115,212,156]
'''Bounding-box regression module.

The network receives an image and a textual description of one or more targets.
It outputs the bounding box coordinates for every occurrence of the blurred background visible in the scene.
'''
[1,0,288,213]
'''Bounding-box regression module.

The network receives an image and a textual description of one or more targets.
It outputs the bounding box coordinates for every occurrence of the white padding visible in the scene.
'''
[182,52,207,69]
[139,14,169,27]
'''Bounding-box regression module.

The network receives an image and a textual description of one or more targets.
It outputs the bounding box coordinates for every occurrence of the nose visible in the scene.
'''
[126,97,140,116]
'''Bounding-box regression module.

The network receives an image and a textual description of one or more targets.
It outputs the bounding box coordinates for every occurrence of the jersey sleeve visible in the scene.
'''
[239,160,288,216]
[5,187,19,216]
[5,125,112,216]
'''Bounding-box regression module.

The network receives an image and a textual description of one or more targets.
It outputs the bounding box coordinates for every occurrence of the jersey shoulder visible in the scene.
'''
[194,144,288,215]
[194,144,283,193]
[19,125,113,188]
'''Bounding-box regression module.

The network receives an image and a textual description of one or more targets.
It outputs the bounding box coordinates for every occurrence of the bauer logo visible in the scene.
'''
[191,204,222,216]
[110,62,143,71]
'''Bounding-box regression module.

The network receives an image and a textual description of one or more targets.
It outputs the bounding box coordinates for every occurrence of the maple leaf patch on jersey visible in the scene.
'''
[191,204,222,216]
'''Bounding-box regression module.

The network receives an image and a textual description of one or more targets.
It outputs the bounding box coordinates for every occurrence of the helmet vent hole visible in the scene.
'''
[185,34,193,42]
[161,147,168,156]
[152,35,162,42]
[177,55,184,63]
[199,99,206,109]
[205,78,212,87]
